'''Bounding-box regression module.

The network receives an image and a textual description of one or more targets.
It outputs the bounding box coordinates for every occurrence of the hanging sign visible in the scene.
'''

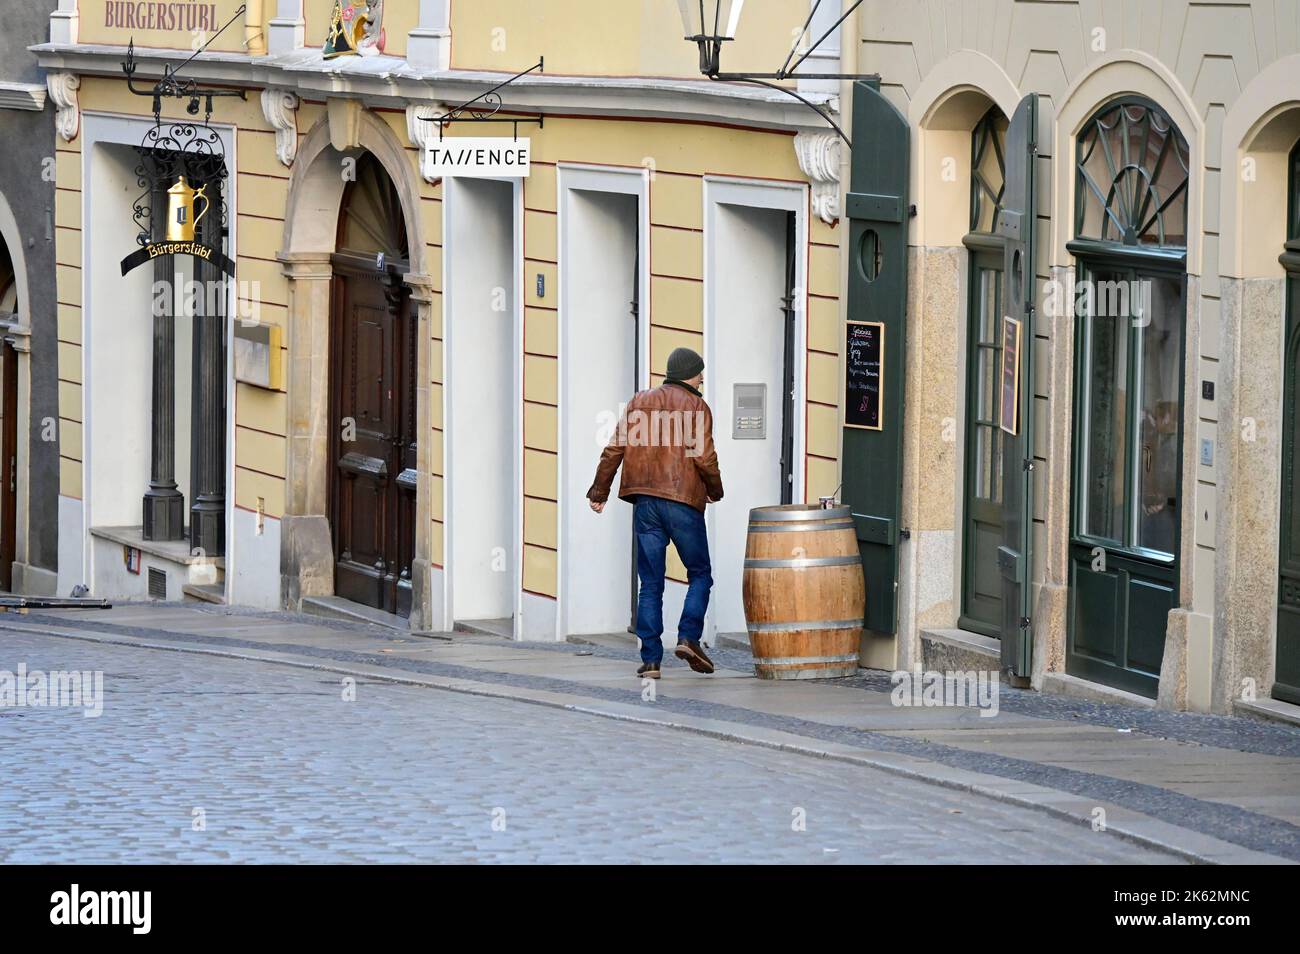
[844,319,884,431]
[120,175,235,277]
[999,315,1022,435]
[120,241,236,278]
[425,137,531,178]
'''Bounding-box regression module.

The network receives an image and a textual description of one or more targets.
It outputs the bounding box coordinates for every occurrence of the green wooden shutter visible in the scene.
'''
[842,80,910,634]
[997,93,1038,675]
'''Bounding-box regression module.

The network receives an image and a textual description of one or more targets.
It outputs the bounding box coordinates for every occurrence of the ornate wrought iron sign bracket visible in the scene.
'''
[420,58,546,141]
[121,3,249,124]
[116,8,245,278]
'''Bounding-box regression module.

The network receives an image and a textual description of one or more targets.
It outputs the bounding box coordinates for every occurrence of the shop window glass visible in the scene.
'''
[1135,276,1184,554]
[974,266,1002,501]
[1082,269,1129,543]
[970,110,1008,234]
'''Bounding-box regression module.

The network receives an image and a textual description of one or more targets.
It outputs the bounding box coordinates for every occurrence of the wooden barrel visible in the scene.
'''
[742,504,865,679]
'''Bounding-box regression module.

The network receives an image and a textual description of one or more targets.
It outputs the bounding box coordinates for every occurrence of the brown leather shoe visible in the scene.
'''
[637,663,661,679]
[674,640,715,674]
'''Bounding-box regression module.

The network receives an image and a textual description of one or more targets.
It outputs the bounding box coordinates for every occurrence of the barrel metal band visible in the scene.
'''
[743,555,862,569]
[747,618,863,633]
[749,505,852,522]
[754,653,861,666]
[746,520,855,533]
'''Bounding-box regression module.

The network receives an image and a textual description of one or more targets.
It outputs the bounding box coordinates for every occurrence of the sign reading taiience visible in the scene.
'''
[425,137,531,178]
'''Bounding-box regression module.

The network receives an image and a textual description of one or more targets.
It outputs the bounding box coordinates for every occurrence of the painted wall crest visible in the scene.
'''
[323,0,386,59]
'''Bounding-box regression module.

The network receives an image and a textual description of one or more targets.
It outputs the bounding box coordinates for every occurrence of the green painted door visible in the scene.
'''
[841,80,909,634]
[959,108,1009,637]
[1064,97,1190,699]
[1276,271,1300,703]
[996,93,1037,676]
[960,251,1005,635]
[1067,262,1185,698]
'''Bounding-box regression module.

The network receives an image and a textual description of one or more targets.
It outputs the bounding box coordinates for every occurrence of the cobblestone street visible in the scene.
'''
[0,630,1182,864]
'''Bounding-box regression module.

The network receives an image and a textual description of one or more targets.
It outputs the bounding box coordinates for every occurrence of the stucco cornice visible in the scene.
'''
[28,42,838,136]
[0,81,47,111]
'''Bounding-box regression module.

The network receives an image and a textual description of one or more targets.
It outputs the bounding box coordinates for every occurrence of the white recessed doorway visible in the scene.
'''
[704,178,808,642]
[443,176,522,635]
[557,165,649,639]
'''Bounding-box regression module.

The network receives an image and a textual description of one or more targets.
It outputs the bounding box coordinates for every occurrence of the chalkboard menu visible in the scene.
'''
[844,320,885,431]
[999,315,1022,436]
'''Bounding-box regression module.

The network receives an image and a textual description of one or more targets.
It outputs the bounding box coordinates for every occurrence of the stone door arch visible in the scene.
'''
[278,103,436,627]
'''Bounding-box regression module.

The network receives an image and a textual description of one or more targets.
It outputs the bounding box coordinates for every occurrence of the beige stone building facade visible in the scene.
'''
[857,0,1300,716]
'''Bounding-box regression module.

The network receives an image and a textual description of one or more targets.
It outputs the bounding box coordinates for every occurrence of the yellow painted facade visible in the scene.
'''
[449,0,806,79]
[48,0,845,633]
[54,90,842,591]
[54,115,82,502]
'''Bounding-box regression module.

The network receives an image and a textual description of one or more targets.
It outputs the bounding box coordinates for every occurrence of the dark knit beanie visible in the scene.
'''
[665,347,705,382]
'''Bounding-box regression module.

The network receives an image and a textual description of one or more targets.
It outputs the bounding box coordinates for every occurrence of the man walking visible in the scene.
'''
[587,347,723,679]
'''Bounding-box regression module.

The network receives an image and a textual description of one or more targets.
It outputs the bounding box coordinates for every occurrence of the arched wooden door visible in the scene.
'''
[328,153,417,617]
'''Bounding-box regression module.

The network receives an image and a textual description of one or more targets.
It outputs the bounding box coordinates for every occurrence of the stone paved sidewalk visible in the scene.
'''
[2,602,1297,864]
[1,629,1179,864]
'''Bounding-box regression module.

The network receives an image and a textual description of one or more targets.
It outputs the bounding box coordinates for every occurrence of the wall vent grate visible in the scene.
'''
[147,567,167,600]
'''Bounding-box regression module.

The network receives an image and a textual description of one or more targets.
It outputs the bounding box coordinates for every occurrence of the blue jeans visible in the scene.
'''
[632,495,713,665]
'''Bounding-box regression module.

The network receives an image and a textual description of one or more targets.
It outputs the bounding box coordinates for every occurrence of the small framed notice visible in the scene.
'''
[999,315,1022,436]
[845,320,885,431]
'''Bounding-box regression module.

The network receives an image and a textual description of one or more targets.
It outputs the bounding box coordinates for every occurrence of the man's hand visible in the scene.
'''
[589,499,605,514]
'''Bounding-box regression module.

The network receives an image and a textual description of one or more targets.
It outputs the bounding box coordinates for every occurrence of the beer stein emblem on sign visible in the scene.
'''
[166,177,210,242]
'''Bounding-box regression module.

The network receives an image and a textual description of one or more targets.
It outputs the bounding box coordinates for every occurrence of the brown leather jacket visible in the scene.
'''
[587,381,723,512]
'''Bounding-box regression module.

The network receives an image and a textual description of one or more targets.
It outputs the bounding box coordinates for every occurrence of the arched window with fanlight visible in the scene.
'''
[959,106,1009,636]
[1066,98,1190,699]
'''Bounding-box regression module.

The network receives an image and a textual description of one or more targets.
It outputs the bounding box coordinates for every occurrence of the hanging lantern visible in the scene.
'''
[671,0,876,146]
[675,1,747,75]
